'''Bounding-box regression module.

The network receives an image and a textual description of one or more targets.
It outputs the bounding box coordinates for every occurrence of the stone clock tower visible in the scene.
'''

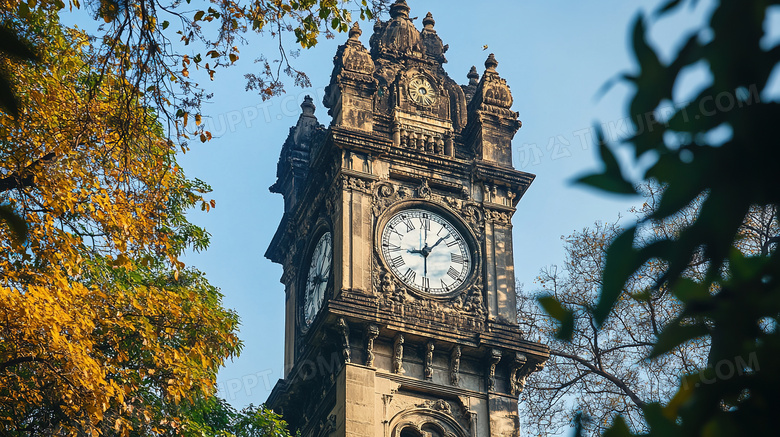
[265,2,549,436]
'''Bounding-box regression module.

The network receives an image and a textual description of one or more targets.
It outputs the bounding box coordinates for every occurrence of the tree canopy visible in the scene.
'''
[521,186,777,436]
[538,0,780,435]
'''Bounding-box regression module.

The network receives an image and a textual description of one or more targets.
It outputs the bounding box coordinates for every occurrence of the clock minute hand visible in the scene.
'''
[426,236,447,253]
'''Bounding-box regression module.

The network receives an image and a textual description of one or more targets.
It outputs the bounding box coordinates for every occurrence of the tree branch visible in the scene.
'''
[551,348,648,409]
[0,152,56,192]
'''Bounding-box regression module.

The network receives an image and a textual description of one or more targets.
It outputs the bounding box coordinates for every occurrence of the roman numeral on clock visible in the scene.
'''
[401,216,415,232]
[391,256,405,268]
[384,242,401,252]
[403,268,416,283]
[447,267,460,280]
[420,216,431,231]
[451,253,464,264]
[421,277,430,290]
[446,237,460,247]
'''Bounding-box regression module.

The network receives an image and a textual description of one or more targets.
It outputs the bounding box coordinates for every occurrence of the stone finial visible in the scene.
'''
[348,22,362,40]
[301,95,315,116]
[467,65,479,85]
[389,0,410,19]
[423,12,435,29]
[485,53,498,72]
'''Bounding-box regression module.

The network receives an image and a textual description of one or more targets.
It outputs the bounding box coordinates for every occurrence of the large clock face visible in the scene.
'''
[304,231,332,327]
[380,209,471,295]
[408,77,437,106]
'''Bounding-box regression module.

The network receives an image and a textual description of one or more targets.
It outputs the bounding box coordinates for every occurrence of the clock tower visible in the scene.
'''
[265,2,549,436]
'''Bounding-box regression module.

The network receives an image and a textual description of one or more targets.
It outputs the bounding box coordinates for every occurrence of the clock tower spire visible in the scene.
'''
[265,2,549,436]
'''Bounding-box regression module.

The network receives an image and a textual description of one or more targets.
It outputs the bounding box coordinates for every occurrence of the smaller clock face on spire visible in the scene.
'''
[408,77,437,106]
[304,232,332,327]
[380,209,471,294]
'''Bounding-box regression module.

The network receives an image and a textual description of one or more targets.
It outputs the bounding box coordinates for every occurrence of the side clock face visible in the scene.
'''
[380,209,471,295]
[408,77,437,106]
[303,231,332,327]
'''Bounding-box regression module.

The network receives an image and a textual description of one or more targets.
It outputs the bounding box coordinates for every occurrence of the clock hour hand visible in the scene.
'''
[407,248,425,256]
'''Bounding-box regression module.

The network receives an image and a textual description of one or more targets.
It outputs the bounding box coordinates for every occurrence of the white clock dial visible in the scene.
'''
[381,209,471,294]
[304,231,332,327]
[408,77,437,106]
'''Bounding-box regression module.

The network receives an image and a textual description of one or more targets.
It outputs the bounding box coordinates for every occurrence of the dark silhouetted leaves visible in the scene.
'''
[570,1,780,435]
[0,205,27,245]
[537,295,575,340]
[0,25,38,119]
[575,126,637,195]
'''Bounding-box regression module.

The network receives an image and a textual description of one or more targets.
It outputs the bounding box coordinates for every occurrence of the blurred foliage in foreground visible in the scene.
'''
[541,0,780,435]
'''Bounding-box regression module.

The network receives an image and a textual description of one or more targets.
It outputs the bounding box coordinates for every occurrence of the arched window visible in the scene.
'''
[421,423,444,437]
[400,427,422,437]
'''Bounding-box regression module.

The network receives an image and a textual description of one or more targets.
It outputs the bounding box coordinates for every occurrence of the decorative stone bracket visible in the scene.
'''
[510,353,545,396]
[365,324,380,367]
[337,318,351,364]
[450,345,461,386]
[393,333,405,374]
[486,348,502,392]
[424,341,435,380]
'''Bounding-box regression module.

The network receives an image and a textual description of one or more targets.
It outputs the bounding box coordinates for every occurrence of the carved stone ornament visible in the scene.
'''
[418,178,432,199]
[415,399,452,415]
[487,348,502,392]
[484,208,512,226]
[461,204,485,239]
[510,353,528,396]
[372,182,396,218]
[337,318,351,363]
[512,359,546,396]
[450,345,461,387]
[341,173,374,193]
[424,341,435,380]
[393,333,405,374]
[316,415,338,437]
[365,324,380,367]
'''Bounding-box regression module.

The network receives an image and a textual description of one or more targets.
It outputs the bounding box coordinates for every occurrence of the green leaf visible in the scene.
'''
[194,10,205,21]
[0,73,20,119]
[574,126,637,195]
[537,295,575,340]
[671,278,710,304]
[728,247,769,283]
[594,226,638,327]
[576,173,637,195]
[0,26,39,61]
[642,402,679,435]
[654,0,684,17]
[162,20,170,30]
[602,416,632,437]
[0,205,28,245]
[649,321,709,358]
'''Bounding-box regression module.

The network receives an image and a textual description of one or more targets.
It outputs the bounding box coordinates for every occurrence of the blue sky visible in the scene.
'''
[60,0,732,418]
[171,0,724,409]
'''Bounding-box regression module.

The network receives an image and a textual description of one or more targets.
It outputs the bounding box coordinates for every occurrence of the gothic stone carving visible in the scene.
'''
[424,341,435,380]
[450,345,461,387]
[511,359,546,396]
[337,317,351,364]
[393,333,405,374]
[365,324,380,367]
[487,348,502,392]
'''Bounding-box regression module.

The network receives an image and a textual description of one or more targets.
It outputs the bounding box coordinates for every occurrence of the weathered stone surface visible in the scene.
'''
[264,1,549,435]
